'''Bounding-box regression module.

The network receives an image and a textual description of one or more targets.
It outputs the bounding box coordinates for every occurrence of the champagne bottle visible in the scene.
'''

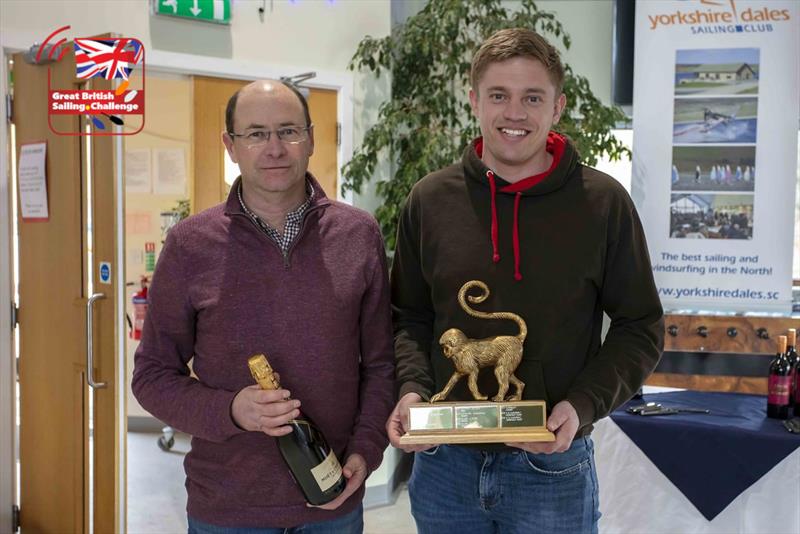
[767,336,791,419]
[248,354,346,505]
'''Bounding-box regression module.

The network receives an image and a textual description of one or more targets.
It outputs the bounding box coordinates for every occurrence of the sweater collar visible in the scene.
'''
[224,173,331,217]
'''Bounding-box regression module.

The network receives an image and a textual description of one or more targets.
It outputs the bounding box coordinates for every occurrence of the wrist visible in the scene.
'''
[401,392,422,404]
[398,382,430,402]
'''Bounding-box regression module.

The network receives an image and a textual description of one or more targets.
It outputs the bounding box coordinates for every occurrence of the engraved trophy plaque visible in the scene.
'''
[399,281,555,445]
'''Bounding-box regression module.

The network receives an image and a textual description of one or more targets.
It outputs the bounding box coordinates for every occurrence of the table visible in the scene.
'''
[593,390,800,534]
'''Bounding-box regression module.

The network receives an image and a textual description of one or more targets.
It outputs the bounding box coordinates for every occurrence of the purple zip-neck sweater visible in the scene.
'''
[132,176,395,528]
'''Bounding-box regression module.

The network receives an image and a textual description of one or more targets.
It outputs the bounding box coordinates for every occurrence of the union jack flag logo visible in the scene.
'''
[74,38,143,80]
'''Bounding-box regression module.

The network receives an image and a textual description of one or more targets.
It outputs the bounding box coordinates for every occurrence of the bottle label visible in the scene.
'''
[768,375,791,404]
[311,450,343,492]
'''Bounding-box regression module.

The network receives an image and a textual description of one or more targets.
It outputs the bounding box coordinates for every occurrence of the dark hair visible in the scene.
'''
[225,81,312,134]
[471,28,565,94]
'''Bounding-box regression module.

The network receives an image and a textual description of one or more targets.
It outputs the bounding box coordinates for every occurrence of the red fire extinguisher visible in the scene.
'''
[130,276,149,340]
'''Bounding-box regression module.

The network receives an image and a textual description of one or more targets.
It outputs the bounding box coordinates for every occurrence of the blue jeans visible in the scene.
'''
[409,438,600,534]
[187,504,363,534]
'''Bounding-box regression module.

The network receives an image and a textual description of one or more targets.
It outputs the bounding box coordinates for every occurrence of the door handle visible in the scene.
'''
[86,292,107,389]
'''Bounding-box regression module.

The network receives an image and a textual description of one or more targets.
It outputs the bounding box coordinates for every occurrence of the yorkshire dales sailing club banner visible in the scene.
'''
[632,0,799,312]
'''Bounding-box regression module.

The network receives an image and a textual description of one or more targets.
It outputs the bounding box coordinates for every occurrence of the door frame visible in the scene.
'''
[3,40,129,534]
[0,29,355,533]
[0,34,14,534]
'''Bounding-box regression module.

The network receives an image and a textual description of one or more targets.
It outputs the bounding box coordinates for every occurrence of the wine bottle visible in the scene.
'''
[786,329,798,413]
[248,354,346,505]
[796,361,800,417]
[790,328,800,418]
[767,336,791,419]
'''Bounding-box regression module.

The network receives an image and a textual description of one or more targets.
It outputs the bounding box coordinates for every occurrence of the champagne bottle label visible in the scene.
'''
[768,375,791,404]
[310,450,343,492]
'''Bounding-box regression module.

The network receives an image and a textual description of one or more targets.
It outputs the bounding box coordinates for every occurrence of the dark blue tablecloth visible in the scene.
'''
[610,391,800,520]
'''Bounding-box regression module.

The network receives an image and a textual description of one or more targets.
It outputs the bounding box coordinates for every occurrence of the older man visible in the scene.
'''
[133,80,394,533]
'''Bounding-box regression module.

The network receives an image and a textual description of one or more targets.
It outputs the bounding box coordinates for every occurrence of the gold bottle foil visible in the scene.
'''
[248,354,280,391]
[778,336,787,355]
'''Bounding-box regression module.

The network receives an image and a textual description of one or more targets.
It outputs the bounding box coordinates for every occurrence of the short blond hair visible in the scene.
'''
[470,28,565,94]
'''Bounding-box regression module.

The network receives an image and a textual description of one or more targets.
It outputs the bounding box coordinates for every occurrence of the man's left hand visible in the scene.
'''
[310,453,367,510]
[506,400,579,454]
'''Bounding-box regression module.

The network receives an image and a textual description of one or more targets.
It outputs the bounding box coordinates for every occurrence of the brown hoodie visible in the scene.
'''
[392,133,664,442]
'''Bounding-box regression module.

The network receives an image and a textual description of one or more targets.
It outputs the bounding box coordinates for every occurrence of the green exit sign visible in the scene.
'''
[154,0,231,24]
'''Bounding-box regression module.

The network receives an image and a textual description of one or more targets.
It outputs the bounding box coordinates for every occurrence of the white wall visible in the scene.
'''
[0,0,613,215]
[540,0,613,105]
[0,0,392,209]
[0,0,389,80]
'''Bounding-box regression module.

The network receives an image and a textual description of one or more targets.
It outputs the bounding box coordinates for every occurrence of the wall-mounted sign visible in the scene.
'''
[18,142,49,222]
[154,0,231,24]
[99,262,112,285]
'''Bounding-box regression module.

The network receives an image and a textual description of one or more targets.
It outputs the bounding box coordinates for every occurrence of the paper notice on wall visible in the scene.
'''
[125,148,152,193]
[18,142,49,221]
[128,247,144,267]
[126,211,152,235]
[153,148,187,195]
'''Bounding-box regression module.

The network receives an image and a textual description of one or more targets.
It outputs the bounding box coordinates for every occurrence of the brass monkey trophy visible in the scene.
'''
[399,280,555,445]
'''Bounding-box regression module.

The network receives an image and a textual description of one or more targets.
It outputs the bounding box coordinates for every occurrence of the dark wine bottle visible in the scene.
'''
[786,329,798,413]
[796,359,800,417]
[767,336,791,419]
[791,328,800,418]
[248,354,346,505]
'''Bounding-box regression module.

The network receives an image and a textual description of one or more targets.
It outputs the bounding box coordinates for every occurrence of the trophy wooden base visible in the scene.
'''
[398,400,555,445]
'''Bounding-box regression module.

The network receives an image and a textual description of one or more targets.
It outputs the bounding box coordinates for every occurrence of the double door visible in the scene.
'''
[13,42,123,533]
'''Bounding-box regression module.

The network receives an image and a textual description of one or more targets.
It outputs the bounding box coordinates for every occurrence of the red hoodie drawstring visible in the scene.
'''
[487,171,500,263]
[512,193,522,281]
[479,132,567,282]
[488,172,522,281]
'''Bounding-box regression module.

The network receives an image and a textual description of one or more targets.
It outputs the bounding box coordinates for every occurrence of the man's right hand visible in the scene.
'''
[231,385,301,436]
[386,392,436,453]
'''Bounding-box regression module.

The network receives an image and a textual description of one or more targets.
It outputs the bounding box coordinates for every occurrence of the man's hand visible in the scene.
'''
[231,385,300,436]
[386,392,436,453]
[506,400,579,454]
[312,453,367,510]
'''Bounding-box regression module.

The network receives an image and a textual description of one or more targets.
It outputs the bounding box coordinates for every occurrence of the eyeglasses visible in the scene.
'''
[228,124,313,147]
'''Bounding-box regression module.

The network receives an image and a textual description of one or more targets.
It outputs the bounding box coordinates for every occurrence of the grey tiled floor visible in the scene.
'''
[127,431,190,533]
[365,489,414,534]
[127,431,415,533]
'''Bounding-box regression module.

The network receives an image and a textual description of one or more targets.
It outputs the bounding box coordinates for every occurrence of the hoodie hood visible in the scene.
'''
[464,131,579,196]
[462,132,579,281]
